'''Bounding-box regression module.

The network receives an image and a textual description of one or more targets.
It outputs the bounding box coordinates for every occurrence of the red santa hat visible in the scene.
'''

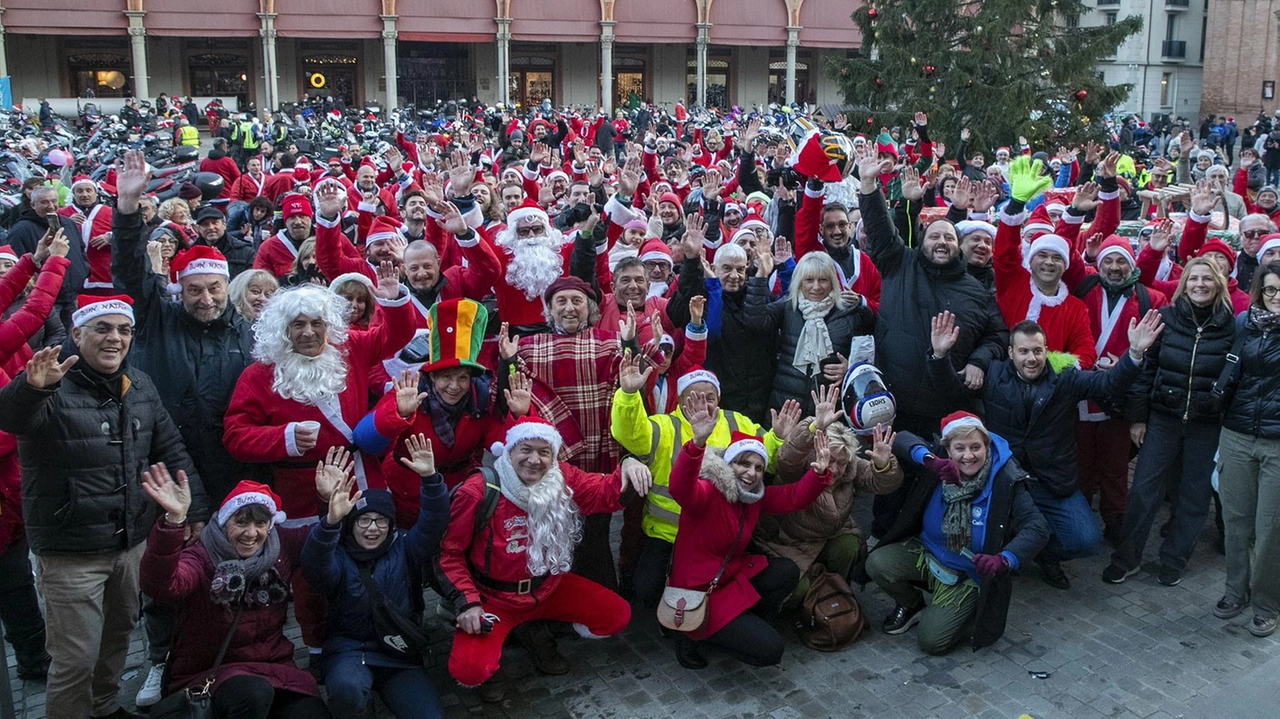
[280,193,312,220]
[168,245,230,294]
[658,192,682,209]
[494,416,563,457]
[739,211,769,233]
[638,238,672,266]
[365,217,404,247]
[996,146,1011,156]
[676,366,721,396]
[216,480,286,527]
[723,431,767,465]
[1094,235,1136,268]
[1023,233,1071,271]
[71,175,96,190]
[1257,234,1280,261]
[1196,239,1236,271]
[293,166,311,186]
[1021,204,1055,238]
[72,294,134,328]
[359,156,376,169]
[0,245,17,263]
[940,410,989,442]
[507,198,550,229]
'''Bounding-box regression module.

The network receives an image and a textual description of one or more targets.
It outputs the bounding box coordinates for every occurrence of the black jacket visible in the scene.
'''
[0,358,207,555]
[742,281,874,415]
[194,231,256,280]
[1223,312,1280,439]
[112,210,257,503]
[878,431,1049,650]
[704,278,776,426]
[859,188,1008,433]
[1127,298,1236,425]
[930,353,1142,497]
[7,209,90,329]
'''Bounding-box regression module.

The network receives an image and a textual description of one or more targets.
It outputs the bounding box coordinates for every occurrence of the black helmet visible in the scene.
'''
[194,171,225,202]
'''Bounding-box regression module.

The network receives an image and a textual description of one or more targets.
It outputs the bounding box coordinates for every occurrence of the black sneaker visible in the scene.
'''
[477,673,506,703]
[674,636,708,670]
[1157,566,1182,586]
[1248,615,1277,638]
[1102,563,1140,584]
[1214,596,1247,620]
[1037,560,1071,590]
[514,622,570,676]
[883,604,923,635]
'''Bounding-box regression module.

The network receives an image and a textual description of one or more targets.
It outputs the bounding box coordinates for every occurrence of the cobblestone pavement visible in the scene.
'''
[5,496,1278,719]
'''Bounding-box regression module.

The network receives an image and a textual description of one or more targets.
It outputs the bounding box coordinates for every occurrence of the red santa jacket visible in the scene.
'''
[643,323,707,415]
[346,185,401,222]
[229,171,268,203]
[252,230,308,278]
[260,172,298,204]
[493,232,609,327]
[199,155,241,200]
[994,208,1098,368]
[222,292,417,520]
[59,203,114,292]
[795,184,883,310]
[434,462,624,613]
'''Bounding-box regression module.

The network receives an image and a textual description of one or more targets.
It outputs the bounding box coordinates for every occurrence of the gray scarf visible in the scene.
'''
[939,452,992,553]
[736,480,765,505]
[200,521,288,607]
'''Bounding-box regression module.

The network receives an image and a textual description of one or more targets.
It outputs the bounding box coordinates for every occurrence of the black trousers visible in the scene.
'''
[693,556,799,667]
[212,675,332,719]
[0,537,46,663]
[633,536,674,608]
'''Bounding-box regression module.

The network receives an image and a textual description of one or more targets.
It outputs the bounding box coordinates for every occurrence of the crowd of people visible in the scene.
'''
[0,97,1277,719]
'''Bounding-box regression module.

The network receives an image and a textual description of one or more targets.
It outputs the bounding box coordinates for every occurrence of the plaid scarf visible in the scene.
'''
[940,452,992,553]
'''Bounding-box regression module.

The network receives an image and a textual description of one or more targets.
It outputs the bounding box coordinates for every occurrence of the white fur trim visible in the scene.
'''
[375,287,410,307]
[72,299,134,328]
[1258,237,1280,261]
[366,230,400,246]
[329,272,375,292]
[1097,189,1120,201]
[1023,234,1071,271]
[955,220,996,239]
[572,622,609,640]
[177,258,229,280]
[314,214,342,229]
[217,491,286,527]
[1021,221,1054,237]
[723,436,767,465]
[507,205,550,229]
[504,422,563,455]
[284,422,303,457]
[639,249,673,264]
[677,369,720,396]
[739,218,769,232]
[0,249,18,263]
[1096,244,1135,267]
[941,415,985,440]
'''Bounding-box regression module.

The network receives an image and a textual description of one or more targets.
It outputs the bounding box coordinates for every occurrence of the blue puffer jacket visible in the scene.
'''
[301,476,450,668]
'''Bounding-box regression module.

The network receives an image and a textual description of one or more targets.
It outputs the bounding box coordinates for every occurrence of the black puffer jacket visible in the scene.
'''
[1223,311,1280,438]
[7,209,90,329]
[1127,298,1236,424]
[0,358,207,555]
[704,279,776,426]
[112,210,256,503]
[859,188,1008,433]
[742,280,874,415]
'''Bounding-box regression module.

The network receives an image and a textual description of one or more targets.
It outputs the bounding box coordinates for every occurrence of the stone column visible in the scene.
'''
[125,10,149,100]
[695,22,710,106]
[600,20,615,114]
[381,15,399,107]
[258,13,279,110]
[496,17,512,105]
[785,25,800,105]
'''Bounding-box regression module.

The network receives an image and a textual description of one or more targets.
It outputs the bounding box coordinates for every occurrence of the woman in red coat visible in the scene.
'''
[139,466,337,719]
[666,392,832,669]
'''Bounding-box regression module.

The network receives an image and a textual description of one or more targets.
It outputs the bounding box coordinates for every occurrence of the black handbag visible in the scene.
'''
[149,602,244,719]
[357,562,432,665]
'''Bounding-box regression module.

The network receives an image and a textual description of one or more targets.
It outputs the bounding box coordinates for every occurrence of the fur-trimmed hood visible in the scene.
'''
[699,447,760,504]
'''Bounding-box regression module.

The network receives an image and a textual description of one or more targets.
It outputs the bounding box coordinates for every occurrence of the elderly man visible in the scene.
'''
[7,185,90,328]
[0,295,208,719]
[59,177,115,294]
[191,205,254,278]
[253,193,314,278]
[435,417,646,702]
[492,201,604,331]
[347,159,401,221]
[1235,213,1277,293]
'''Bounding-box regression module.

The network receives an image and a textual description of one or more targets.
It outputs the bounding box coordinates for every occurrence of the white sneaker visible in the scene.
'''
[135,662,166,707]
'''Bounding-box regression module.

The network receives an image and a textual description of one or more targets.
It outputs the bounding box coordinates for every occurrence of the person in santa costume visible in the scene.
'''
[434,416,650,701]
[222,280,415,649]
[347,158,402,221]
[59,176,115,294]
[229,154,268,203]
[664,393,833,669]
[253,193,315,279]
[794,177,882,310]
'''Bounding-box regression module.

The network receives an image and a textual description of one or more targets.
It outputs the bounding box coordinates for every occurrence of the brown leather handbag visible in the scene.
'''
[796,562,868,651]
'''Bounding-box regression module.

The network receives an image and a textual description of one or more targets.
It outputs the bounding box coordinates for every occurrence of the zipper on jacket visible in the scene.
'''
[1184,327,1202,423]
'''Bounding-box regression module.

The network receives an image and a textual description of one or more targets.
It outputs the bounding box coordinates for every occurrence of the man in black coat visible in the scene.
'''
[6,185,90,330]
[927,313,1165,589]
[191,205,255,279]
[0,296,207,719]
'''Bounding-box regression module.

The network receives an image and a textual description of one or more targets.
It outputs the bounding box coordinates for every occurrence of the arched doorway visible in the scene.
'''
[510,55,556,109]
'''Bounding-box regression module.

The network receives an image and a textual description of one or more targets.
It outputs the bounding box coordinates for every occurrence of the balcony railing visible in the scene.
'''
[1096,0,1120,5]
[1165,0,1190,8]
[1162,40,1187,59]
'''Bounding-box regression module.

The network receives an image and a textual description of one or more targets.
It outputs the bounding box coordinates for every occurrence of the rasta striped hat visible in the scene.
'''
[420,298,489,375]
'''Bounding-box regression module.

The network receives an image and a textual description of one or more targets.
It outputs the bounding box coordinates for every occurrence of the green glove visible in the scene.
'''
[1007,155,1054,204]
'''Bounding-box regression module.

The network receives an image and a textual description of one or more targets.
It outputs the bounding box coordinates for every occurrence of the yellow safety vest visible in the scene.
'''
[178,125,200,147]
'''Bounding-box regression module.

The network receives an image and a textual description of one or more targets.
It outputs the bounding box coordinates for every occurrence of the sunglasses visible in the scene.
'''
[1242,229,1267,239]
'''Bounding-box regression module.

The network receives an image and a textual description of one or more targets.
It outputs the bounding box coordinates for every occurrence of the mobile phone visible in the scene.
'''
[46,213,59,227]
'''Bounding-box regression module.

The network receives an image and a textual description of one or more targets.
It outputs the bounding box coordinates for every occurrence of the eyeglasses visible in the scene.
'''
[1261,286,1280,298]
[355,516,390,529]
[1243,230,1267,239]
[89,323,133,337]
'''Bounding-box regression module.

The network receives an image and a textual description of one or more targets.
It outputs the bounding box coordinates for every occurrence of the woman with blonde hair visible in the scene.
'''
[157,197,198,246]
[228,269,278,322]
[1103,257,1238,587]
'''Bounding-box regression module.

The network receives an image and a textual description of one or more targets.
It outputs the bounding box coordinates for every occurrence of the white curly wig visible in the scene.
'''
[252,285,352,405]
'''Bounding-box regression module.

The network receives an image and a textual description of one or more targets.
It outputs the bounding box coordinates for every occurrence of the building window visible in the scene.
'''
[1166,15,1177,41]
[188,52,250,110]
[301,44,360,106]
[399,43,474,107]
[613,55,646,109]
[1160,72,1172,107]
[1105,11,1118,25]
[767,59,811,104]
[510,55,556,108]
[1200,16,1207,61]
[1065,13,1079,29]
[66,48,132,98]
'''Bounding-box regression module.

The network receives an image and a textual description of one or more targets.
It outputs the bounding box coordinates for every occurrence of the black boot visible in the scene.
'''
[674,636,707,670]
[514,621,570,675]
[10,629,50,682]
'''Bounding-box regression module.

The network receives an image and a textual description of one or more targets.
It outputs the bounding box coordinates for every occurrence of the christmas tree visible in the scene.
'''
[834,0,1143,149]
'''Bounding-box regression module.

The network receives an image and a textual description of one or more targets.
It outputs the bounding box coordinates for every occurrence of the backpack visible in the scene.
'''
[795,563,868,652]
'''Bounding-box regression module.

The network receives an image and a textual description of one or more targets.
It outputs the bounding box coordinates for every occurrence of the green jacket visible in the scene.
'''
[610,388,782,543]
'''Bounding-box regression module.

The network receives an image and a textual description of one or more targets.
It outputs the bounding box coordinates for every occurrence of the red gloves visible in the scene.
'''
[973,553,1009,580]
[923,454,962,487]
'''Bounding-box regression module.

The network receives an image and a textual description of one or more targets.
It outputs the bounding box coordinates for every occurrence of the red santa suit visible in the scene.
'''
[229,169,267,203]
[794,184,882,310]
[994,209,1098,368]
[493,202,608,327]
[59,191,114,293]
[253,194,313,278]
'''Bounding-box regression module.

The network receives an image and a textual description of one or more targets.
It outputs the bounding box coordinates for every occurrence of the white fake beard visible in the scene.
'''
[504,235,566,301]
[495,454,582,576]
[269,344,348,406]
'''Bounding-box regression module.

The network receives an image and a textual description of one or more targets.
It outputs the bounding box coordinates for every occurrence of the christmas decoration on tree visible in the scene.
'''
[833,0,1142,148]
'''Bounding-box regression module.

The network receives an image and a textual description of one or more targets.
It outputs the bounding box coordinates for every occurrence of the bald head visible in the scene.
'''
[403,240,440,291]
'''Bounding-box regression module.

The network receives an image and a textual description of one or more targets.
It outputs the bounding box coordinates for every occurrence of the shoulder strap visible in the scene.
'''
[709,510,748,593]
[1212,314,1248,398]
[194,601,245,696]
[724,411,740,434]
[471,467,501,539]
[1134,283,1151,317]
[1072,273,1102,299]
[356,561,388,605]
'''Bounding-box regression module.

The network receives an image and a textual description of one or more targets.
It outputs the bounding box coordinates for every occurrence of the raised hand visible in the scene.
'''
[1084,140,1103,165]
[755,242,775,278]
[115,150,151,214]
[620,457,654,497]
[960,127,971,142]
[315,180,346,218]
[619,305,638,342]
[930,311,960,358]
[618,350,653,394]
[913,111,928,128]
[618,157,642,198]
[447,148,474,196]
[529,141,550,166]
[1098,151,1120,179]
[855,145,892,194]
[141,462,191,522]
[420,173,445,206]
[867,424,896,469]
[772,235,793,265]
[1147,218,1174,254]
[373,260,401,299]
[949,176,974,209]
[1189,179,1217,216]
[504,371,533,416]
[973,179,999,213]
[325,470,362,526]
[399,433,437,477]
[900,165,925,202]
[681,213,707,259]
[770,399,802,438]
[811,382,846,431]
[498,322,519,361]
[1006,155,1053,203]
[23,345,77,389]
[432,200,469,236]
[685,391,719,446]
[315,445,354,501]
[393,369,428,418]
[1127,309,1165,356]
[811,431,832,475]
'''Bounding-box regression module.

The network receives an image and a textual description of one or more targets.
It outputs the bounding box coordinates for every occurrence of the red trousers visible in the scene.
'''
[1076,418,1132,527]
[291,572,327,648]
[447,572,631,687]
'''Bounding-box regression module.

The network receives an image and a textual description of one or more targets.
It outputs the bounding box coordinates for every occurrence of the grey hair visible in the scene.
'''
[714,242,748,267]
[1242,213,1278,232]
[543,297,601,330]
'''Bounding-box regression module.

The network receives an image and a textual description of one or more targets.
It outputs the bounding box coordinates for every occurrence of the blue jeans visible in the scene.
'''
[1111,413,1220,573]
[1025,482,1102,563]
[1268,168,1280,187]
[324,653,442,719]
